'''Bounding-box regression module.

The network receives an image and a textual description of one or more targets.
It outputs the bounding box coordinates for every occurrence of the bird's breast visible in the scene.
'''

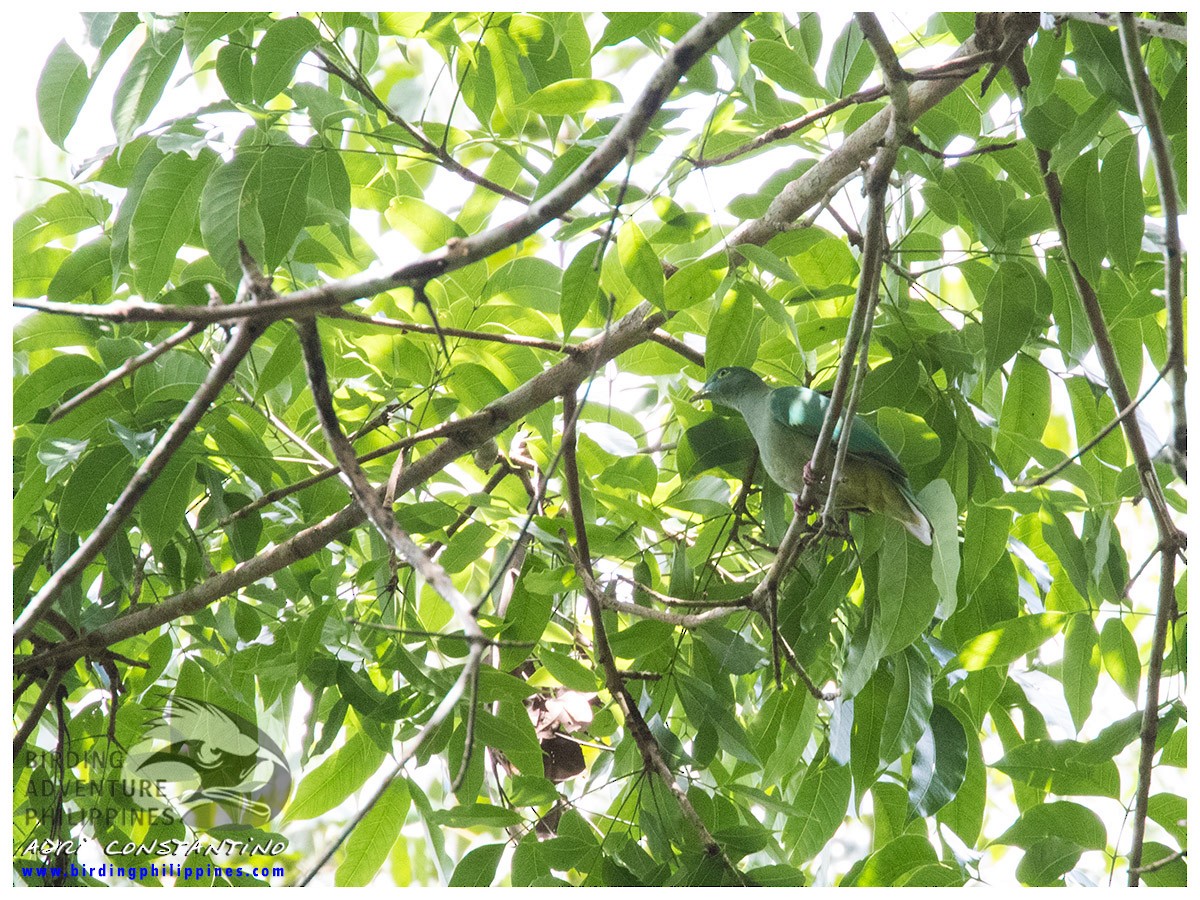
[754,417,816,493]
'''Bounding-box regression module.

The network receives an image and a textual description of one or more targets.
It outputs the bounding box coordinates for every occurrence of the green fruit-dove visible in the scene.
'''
[691,366,932,544]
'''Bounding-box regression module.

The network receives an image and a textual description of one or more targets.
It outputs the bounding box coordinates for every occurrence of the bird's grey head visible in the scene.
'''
[690,366,767,410]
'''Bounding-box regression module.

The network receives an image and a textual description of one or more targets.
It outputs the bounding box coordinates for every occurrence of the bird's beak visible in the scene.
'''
[690,386,711,403]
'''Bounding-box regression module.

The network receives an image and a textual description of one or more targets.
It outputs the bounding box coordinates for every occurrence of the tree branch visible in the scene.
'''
[729,33,981,253]
[561,392,742,881]
[14,313,268,646]
[1118,14,1185,476]
[1052,11,1186,44]
[16,303,665,675]
[47,320,205,422]
[1036,134,1186,888]
[18,13,751,329]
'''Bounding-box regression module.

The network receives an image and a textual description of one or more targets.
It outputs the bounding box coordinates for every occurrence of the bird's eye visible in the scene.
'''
[718,367,729,377]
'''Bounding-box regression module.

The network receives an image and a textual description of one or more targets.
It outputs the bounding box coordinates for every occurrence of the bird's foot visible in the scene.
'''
[802,460,819,486]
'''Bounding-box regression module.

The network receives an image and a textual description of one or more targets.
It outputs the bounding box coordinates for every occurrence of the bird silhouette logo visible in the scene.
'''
[123,696,291,830]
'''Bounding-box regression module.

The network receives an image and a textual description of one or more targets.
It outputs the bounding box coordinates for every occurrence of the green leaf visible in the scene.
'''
[783,754,850,863]
[955,612,1067,671]
[437,803,523,829]
[706,283,758,371]
[617,221,664,307]
[47,236,113,303]
[826,19,873,97]
[981,261,1043,375]
[37,40,92,148]
[993,799,1106,851]
[879,649,932,764]
[13,355,104,425]
[676,673,759,764]
[996,354,1050,476]
[183,12,255,64]
[138,449,199,556]
[335,778,409,886]
[475,707,544,777]
[993,738,1121,799]
[908,703,968,818]
[129,150,218,298]
[560,240,601,339]
[1059,149,1104,287]
[448,843,506,887]
[284,727,387,821]
[844,834,938,886]
[258,142,313,269]
[58,445,133,535]
[1099,618,1140,701]
[1069,20,1136,112]
[1138,842,1187,887]
[1146,793,1187,848]
[1101,134,1144,273]
[538,647,598,691]
[385,195,466,253]
[749,38,826,99]
[665,256,726,312]
[920,480,960,618]
[112,25,185,146]
[737,243,798,282]
[875,536,938,657]
[253,16,321,103]
[199,150,267,279]
[1061,613,1099,731]
[1014,837,1082,886]
[678,416,756,480]
[522,78,620,115]
[217,43,254,104]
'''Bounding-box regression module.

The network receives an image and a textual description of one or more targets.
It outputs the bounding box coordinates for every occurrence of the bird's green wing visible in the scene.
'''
[770,386,909,481]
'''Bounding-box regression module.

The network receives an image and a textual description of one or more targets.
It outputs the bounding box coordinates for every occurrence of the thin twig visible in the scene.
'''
[326,308,581,354]
[648,330,705,368]
[48,321,205,422]
[1018,367,1168,488]
[1118,14,1185,475]
[313,46,531,206]
[1052,12,1186,44]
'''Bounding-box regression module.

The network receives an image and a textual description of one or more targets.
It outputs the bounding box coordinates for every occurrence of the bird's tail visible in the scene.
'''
[898,484,933,546]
